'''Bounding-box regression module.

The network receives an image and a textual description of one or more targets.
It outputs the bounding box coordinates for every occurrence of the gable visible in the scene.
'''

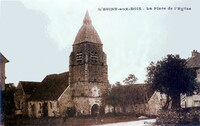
[28,72,69,101]
[20,81,41,95]
[0,53,9,63]
[15,83,25,96]
[187,53,200,68]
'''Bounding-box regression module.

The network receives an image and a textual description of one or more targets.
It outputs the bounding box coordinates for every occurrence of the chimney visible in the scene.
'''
[192,50,200,57]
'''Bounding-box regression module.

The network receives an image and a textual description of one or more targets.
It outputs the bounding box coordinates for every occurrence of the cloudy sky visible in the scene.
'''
[0,0,200,85]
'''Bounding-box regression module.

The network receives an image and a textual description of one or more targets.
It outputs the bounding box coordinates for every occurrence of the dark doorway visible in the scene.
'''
[91,104,99,116]
[42,102,48,117]
[31,104,36,117]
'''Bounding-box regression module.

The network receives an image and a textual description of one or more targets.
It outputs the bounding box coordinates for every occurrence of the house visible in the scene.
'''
[0,53,9,126]
[105,84,166,116]
[181,50,200,108]
[0,53,9,91]
[14,81,41,116]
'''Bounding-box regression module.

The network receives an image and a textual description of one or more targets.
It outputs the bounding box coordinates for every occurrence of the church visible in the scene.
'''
[15,11,110,118]
[14,11,181,118]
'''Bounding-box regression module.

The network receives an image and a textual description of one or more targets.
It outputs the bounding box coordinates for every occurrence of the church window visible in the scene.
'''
[76,52,83,63]
[50,102,53,109]
[18,101,21,108]
[39,103,42,109]
[194,100,200,106]
[91,51,98,63]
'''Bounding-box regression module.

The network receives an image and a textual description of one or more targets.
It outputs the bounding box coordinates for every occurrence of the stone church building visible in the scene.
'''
[26,11,109,118]
[13,11,168,118]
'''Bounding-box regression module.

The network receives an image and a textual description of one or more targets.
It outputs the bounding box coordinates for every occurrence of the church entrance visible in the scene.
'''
[42,102,48,117]
[91,104,99,116]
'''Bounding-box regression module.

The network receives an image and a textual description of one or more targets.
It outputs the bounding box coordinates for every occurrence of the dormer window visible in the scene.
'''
[76,52,83,63]
[91,51,98,63]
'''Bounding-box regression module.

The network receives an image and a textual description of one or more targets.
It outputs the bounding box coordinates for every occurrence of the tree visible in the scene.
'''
[102,82,122,114]
[123,74,138,85]
[146,54,197,109]
[102,81,139,114]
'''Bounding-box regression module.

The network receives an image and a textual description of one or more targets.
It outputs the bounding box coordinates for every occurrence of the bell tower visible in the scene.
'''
[69,11,108,85]
[68,11,109,115]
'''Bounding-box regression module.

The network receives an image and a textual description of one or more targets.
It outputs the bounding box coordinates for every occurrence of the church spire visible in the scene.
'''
[74,10,102,44]
[83,10,92,25]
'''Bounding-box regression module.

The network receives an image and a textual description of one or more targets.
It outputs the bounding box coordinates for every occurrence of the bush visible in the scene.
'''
[156,107,200,125]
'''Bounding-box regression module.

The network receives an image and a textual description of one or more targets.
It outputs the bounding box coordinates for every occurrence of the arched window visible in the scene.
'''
[91,51,98,63]
[50,102,53,109]
[39,103,42,109]
[76,52,83,63]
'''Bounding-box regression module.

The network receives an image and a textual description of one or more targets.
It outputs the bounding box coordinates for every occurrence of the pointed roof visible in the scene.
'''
[74,11,102,45]
[19,81,41,95]
[83,10,92,24]
[0,53,9,63]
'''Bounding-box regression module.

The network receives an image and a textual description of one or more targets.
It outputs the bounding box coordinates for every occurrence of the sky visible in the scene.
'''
[0,0,200,86]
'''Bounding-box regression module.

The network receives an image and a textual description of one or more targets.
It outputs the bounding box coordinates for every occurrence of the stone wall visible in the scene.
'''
[72,82,108,97]
[28,101,59,118]
[73,97,101,116]
[58,87,74,115]
[184,95,200,107]
[147,92,166,115]
[69,42,108,85]
[71,82,108,116]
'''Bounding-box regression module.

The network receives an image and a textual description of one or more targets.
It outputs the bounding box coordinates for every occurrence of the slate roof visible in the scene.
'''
[187,51,200,68]
[74,11,102,45]
[123,84,155,104]
[20,81,41,95]
[28,72,69,101]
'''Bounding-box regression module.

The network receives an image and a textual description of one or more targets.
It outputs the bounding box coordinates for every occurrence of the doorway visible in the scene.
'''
[91,104,99,116]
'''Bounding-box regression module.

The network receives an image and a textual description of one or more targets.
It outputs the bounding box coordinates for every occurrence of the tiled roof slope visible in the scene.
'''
[187,50,200,68]
[20,81,41,95]
[74,11,102,45]
[28,72,69,101]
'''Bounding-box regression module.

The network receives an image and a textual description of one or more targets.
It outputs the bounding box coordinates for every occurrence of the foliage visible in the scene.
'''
[102,79,148,113]
[156,107,200,125]
[146,54,197,109]
[102,82,122,113]
[3,88,16,119]
[123,74,138,85]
